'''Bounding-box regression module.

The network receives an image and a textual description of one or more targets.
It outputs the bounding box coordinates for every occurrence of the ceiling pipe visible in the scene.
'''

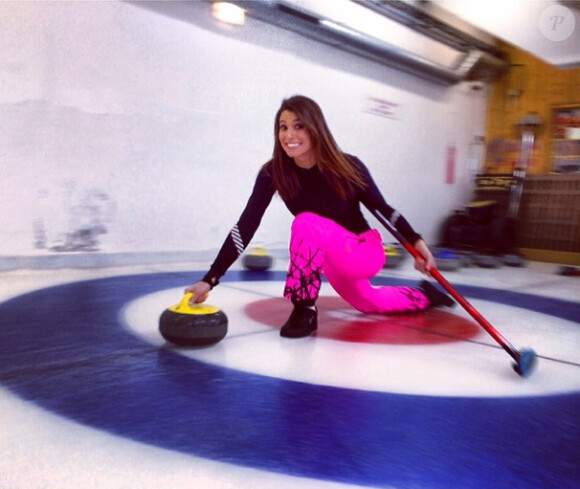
[357,0,504,58]
[231,0,507,85]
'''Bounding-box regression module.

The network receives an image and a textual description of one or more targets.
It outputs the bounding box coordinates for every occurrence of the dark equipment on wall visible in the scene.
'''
[440,176,516,255]
[441,113,542,257]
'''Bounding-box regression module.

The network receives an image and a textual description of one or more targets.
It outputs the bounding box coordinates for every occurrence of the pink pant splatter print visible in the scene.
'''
[284,212,429,313]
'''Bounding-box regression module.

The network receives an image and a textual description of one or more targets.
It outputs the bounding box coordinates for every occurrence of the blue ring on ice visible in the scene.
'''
[0,271,578,489]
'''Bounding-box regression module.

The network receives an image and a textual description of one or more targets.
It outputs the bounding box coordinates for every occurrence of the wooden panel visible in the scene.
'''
[518,174,580,252]
[485,41,580,174]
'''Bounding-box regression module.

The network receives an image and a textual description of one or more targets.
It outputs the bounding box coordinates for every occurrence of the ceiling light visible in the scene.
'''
[212,2,245,26]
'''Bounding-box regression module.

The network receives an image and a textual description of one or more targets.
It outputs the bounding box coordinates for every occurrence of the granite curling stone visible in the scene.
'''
[159,293,228,347]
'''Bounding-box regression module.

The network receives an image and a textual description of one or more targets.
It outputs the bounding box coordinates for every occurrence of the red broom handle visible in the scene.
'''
[370,208,520,362]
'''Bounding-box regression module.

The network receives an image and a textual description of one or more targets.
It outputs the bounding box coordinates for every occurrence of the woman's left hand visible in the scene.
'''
[413,239,436,275]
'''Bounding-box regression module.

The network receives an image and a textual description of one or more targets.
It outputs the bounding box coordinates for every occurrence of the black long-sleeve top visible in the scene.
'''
[202,155,421,287]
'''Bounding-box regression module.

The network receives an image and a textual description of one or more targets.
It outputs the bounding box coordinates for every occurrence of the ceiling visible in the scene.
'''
[130,0,579,85]
[229,0,579,83]
[435,0,580,68]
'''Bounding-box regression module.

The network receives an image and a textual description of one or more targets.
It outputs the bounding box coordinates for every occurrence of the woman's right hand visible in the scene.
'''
[184,281,211,305]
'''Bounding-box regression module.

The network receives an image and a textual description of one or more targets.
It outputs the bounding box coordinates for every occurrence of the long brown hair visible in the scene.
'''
[266,95,365,200]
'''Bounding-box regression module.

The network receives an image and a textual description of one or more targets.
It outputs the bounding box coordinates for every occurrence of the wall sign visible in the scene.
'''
[365,96,400,120]
[446,143,456,184]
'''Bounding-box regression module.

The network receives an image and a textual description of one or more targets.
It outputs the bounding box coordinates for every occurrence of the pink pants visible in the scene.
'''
[284,212,429,313]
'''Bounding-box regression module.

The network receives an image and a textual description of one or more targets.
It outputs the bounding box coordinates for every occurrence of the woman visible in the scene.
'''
[185,95,454,338]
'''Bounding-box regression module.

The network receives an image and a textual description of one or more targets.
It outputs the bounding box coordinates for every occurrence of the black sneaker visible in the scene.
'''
[419,280,456,308]
[280,306,318,338]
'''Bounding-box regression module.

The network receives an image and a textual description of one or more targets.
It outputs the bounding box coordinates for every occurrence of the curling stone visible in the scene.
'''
[434,248,461,271]
[159,293,228,347]
[558,265,580,276]
[242,245,273,271]
[473,253,501,268]
[383,243,404,268]
[502,253,527,267]
[458,251,474,267]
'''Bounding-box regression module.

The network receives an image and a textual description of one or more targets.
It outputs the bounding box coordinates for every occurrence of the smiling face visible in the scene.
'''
[278,110,316,168]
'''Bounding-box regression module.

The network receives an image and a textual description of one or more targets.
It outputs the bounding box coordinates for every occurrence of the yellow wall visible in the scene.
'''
[484,41,580,174]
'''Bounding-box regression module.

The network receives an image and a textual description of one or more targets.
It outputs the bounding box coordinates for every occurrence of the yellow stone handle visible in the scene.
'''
[168,293,219,315]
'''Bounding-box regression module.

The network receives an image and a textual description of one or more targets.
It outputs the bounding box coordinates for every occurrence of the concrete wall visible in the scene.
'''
[0,1,488,268]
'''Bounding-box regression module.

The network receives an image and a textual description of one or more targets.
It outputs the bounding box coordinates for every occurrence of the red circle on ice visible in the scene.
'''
[244,296,480,344]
